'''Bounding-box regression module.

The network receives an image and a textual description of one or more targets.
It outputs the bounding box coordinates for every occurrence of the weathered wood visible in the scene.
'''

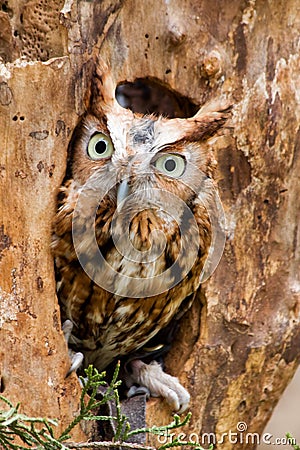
[0,1,299,448]
[0,57,87,439]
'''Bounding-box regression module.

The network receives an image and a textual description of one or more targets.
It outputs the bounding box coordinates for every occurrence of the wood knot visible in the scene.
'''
[0,82,12,106]
[167,24,186,47]
[201,50,223,79]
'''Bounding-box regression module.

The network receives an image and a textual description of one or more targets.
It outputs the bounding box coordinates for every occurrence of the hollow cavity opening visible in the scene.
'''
[116,78,198,118]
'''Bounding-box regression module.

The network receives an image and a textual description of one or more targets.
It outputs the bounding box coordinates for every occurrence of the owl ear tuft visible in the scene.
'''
[93,57,116,108]
[155,100,232,146]
[87,55,125,116]
[187,100,232,141]
[194,99,232,118]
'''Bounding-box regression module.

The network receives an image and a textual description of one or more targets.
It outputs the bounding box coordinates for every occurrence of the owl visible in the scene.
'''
[52,58,230,413]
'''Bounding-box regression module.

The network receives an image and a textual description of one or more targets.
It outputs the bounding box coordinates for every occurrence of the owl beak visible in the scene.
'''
[117,179,130,207]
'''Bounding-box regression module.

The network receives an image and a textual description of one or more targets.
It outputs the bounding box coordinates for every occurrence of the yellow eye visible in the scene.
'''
[154,154,186,178]
[87,133,114,160]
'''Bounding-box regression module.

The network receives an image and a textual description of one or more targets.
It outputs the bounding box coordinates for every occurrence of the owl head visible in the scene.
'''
[68,59,230,205]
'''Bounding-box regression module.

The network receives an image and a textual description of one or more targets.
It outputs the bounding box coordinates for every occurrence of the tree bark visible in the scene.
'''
[0,1,299,448]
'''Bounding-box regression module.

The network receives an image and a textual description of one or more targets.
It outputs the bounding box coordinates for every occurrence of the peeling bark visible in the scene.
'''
[0,1,299,448]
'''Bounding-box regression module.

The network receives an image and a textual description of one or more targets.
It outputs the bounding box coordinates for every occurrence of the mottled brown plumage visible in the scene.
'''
[52,59,230,412]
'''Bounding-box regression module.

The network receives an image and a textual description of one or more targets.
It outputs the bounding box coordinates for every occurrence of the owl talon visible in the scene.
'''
[62,320,84,376]
[127,385,150,399]
[62,319,73,343]
[126,360,190,413]
[67,351,84,376]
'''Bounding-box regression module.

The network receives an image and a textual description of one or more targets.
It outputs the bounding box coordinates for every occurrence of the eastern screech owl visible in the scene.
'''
[52,59,229,413]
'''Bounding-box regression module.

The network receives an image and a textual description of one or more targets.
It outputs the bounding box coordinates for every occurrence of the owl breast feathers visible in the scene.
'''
[52,59,230,411]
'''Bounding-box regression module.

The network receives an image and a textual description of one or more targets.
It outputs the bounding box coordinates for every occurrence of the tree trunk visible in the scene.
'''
[0,1,299,448]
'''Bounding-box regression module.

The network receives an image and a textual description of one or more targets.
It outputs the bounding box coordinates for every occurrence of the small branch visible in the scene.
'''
[127,413,191,438]
[65,441,155,450]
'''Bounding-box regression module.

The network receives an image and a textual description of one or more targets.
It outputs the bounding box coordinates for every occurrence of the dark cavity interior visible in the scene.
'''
[116,78,198,118]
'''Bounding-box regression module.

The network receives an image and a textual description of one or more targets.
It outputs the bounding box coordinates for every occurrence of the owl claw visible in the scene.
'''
[67,351,84,376]
[126,360,190,413]
[62,319,74,343]
[127,385,150,399]
[62,319,84,376]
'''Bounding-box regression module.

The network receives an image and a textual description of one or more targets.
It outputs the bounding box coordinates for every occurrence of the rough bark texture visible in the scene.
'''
[0,0,299,448]
[0,1,86,439]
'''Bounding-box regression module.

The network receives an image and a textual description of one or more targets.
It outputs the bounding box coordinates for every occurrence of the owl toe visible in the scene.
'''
[176,389,190,414]
[127,359,190,412]
[62,319,74,343]
[62,320,84,376]
[157,375,190,413]
[127,385,150,399]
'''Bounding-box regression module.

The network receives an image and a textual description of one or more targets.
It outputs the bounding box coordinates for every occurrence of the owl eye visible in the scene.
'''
[154,154,186,178]
[87,133,114,160]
